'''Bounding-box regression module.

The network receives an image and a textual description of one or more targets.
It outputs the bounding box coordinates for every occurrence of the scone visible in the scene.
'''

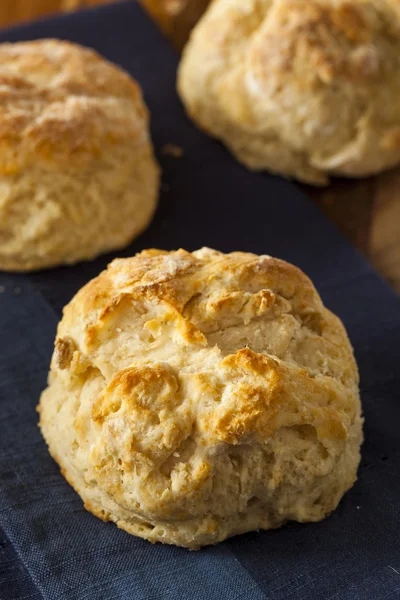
[178,0,400,185]
[39,248,362,549]
[0,39,159,271]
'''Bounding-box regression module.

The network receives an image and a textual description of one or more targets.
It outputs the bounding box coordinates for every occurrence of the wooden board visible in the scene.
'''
[1,0,399,293]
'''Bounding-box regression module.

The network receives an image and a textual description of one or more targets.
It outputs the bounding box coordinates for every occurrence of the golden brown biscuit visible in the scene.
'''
[178,0,400,184]
[0,39,159,271]
[39,248,362,549]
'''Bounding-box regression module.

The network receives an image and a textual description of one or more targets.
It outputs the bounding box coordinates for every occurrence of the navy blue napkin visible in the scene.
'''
[1,2,399,599]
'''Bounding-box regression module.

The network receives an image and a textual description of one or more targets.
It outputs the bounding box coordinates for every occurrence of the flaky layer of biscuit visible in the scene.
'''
[39,248,362,548]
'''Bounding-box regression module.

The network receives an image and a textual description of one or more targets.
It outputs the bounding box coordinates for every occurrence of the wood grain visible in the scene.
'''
[1,0,399,293]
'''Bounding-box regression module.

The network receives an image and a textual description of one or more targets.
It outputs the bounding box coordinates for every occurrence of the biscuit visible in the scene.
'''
[39,248,362,549]
[0,39,159,271]
[178,0,400,184]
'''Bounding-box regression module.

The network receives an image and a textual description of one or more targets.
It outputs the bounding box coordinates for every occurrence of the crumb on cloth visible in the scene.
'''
[162,143,184,158]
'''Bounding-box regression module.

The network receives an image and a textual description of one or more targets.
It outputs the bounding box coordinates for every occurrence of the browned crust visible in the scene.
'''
[0,39,148,173]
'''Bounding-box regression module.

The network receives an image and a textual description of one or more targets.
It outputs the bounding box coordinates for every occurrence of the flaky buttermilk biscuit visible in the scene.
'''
[178,0,400,184]
[0,39,159,271]
[39,248,362,548]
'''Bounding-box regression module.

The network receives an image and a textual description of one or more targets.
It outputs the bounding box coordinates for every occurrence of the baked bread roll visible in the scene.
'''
[0,39,159,271]
[39,248,362,548]
[178,0,400,185]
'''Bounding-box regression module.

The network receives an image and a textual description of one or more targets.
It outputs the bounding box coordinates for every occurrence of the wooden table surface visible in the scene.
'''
[1,0,399,294]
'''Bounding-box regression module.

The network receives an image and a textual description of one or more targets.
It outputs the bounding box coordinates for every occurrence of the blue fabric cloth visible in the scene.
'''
[0,2,399,598]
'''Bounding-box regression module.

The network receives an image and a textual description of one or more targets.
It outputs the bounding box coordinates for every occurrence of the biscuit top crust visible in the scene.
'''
[0,39,149,174]
[54,248,359,458]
